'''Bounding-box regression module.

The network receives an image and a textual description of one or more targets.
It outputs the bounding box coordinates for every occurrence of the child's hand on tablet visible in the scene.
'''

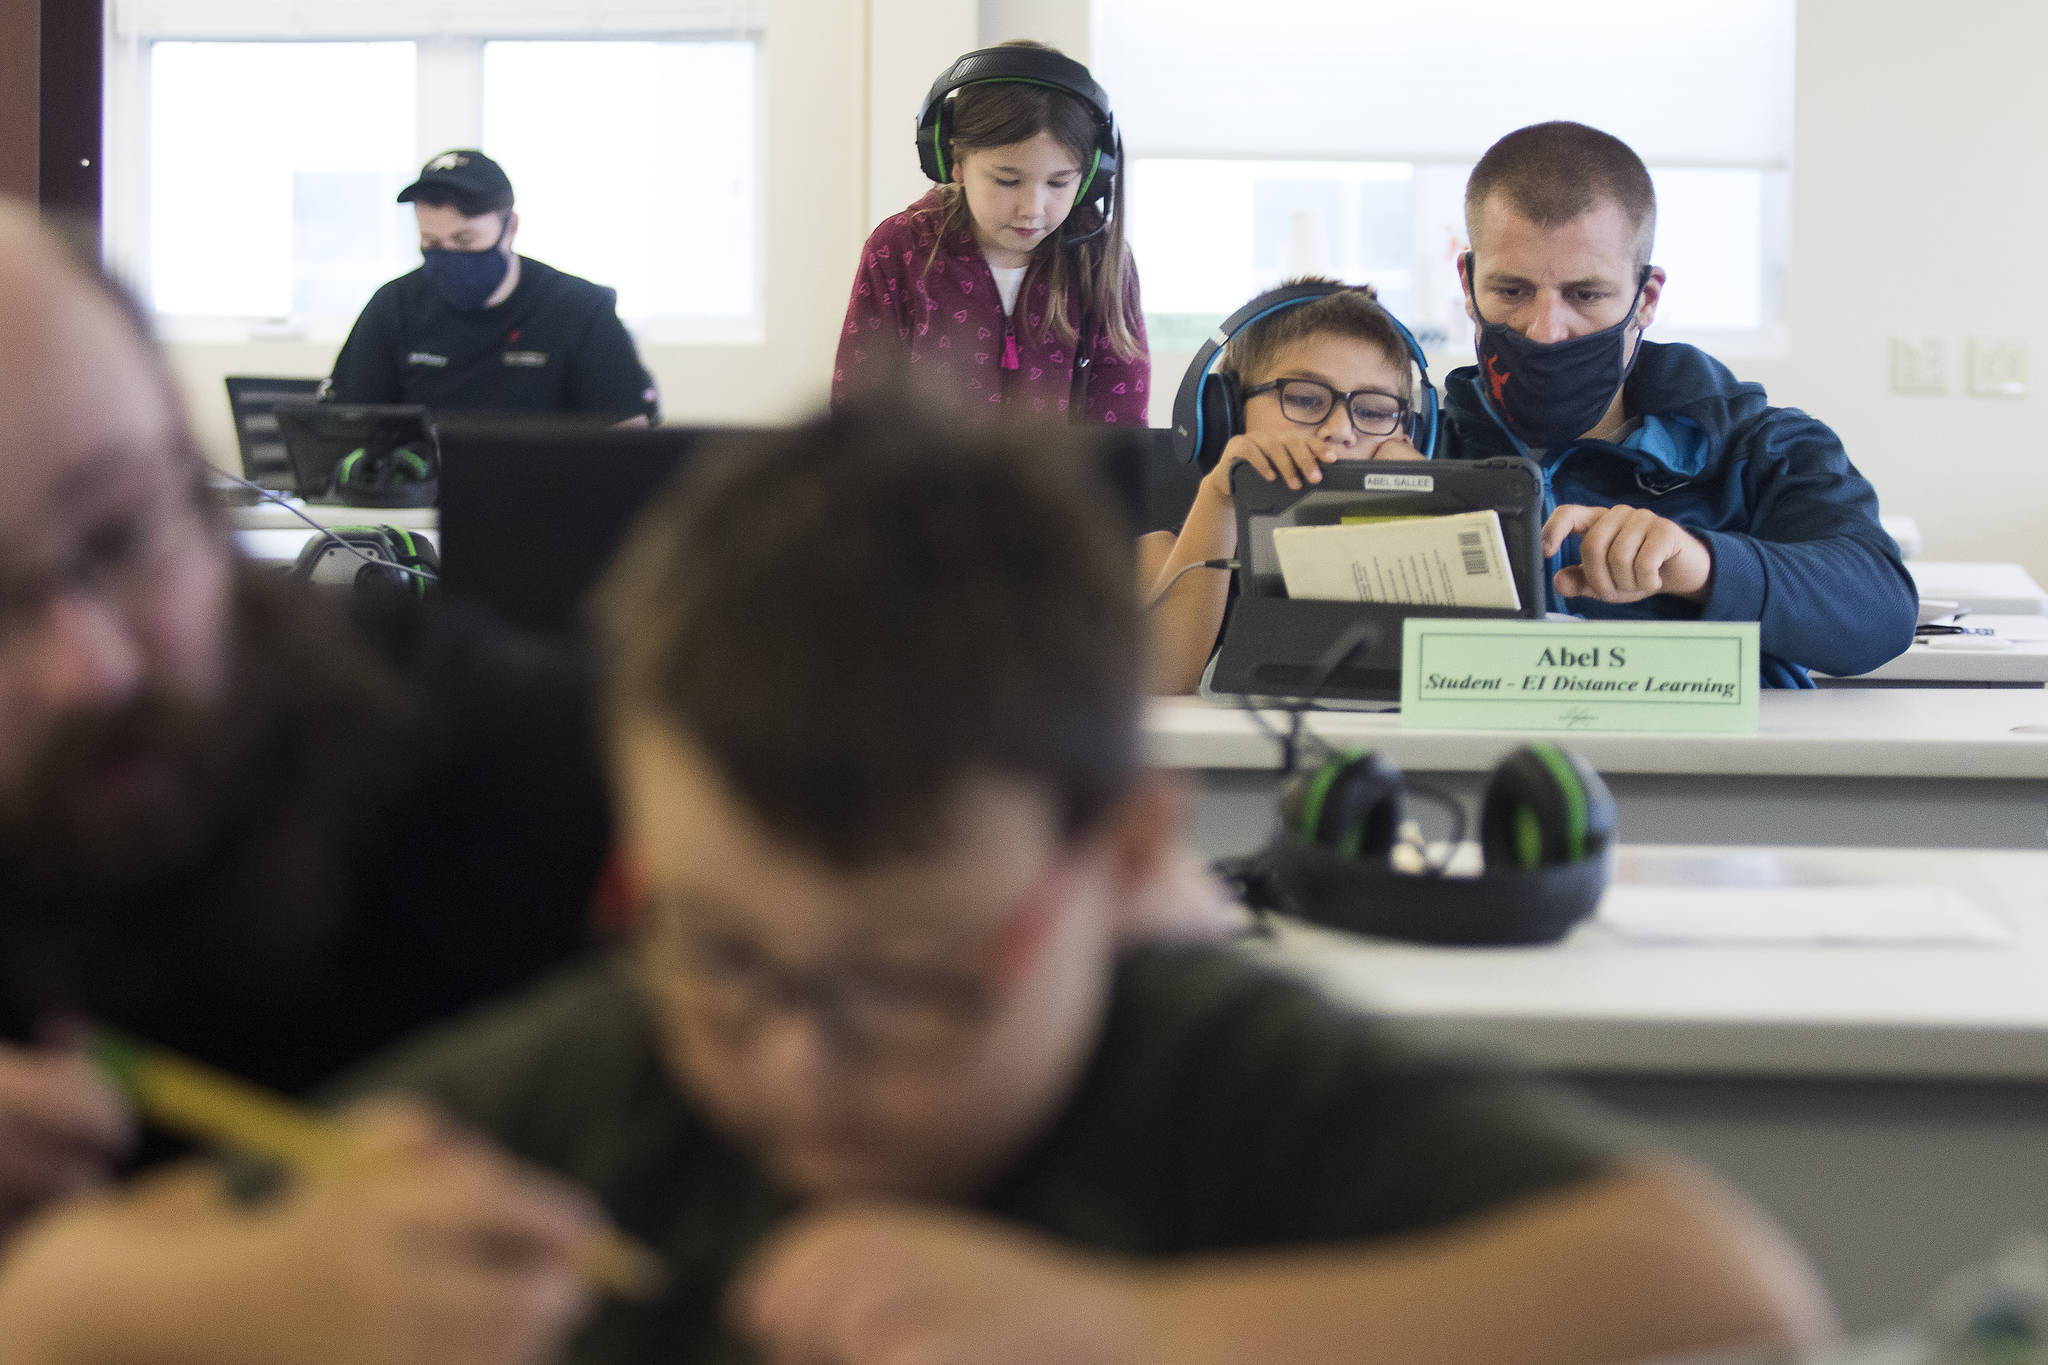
[1202,430,1335,500]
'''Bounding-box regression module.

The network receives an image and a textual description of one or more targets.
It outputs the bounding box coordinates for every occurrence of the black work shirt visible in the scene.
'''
[346,943,1626,1365]
[329,257,658,419]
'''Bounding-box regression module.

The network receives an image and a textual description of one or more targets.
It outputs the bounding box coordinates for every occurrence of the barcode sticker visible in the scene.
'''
[1459,529,1487,576]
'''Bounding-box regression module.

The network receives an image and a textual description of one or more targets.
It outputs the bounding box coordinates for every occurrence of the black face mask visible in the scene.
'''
[1466,253,1649,450]
[421,220,513,312]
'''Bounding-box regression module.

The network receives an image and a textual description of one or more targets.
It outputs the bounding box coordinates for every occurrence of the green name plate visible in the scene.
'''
[1400,619,1759,733]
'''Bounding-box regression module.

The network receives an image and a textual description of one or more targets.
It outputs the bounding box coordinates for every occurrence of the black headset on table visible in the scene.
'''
[1170,280,1441,469]
[1223,713,1617,946]
[333,443,436,509]
[290,524,440,604]
[1210,615,1615,947]
[1212,626,1613,945]
[915,46,1122,239]
[208,458,440,608]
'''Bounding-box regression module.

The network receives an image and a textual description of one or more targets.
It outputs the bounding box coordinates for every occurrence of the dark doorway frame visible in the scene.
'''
[0,0,104,244]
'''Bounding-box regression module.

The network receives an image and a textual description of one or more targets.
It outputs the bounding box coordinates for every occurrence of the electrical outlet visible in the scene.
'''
[1968,337,2028,398]
[1890,337,1948,395]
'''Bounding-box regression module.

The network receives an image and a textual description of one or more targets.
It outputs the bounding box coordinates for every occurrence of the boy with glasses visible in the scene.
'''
[345,399,1828,1364]
[1147,277,1428,694]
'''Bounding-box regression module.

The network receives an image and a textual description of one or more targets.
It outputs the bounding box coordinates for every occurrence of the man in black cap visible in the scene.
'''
[327,150,658,423]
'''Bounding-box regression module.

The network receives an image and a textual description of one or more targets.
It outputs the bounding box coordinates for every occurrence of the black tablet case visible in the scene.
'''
[1210,456,1546,704]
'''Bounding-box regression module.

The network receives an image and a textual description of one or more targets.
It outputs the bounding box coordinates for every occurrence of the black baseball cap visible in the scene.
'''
[396,150,514,206]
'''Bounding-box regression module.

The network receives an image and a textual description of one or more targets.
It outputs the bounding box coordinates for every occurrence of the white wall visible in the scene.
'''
[1749,0,2048,576]
[980,0,1090,58]
[161,0,2048,585]
[869,0,977,223]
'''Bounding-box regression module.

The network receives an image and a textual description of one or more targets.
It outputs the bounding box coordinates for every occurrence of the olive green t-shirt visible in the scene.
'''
[348,942,1625,1364]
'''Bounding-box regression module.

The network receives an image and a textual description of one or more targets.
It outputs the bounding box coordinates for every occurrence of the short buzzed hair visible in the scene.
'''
[1465,122,1657,270]
[596,398,1143,868]
[1219,276,1415,403]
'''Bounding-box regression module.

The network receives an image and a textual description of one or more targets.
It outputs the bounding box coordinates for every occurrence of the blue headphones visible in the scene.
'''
[1170,281,1439,468]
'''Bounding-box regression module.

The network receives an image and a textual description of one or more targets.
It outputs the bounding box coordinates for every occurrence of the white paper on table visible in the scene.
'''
[1598,884,2013,946]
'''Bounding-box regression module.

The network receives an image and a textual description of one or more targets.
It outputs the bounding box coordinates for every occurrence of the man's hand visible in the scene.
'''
[0,1103,607,1365]
[734,1204,1149,1365]
[1544,503,1713,604]
[0,1044,134,1241]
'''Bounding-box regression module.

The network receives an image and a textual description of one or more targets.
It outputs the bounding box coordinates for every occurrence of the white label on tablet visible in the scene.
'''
[1362,472,1434,492]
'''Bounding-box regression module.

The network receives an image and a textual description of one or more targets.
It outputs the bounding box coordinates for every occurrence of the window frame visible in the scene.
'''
[103,26,768,346]
[1125,154,1791,370]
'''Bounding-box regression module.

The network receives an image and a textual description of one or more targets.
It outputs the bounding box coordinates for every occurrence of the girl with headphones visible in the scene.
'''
[831,42,1148,426]
[1146,279,1431,693]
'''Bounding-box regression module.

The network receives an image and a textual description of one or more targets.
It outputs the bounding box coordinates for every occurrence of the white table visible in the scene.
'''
[1148,690,2048,851]
[1907,561,2048,615]
[1255,843,2048,1332]
[236,526,442,569]
[1262,845,2048,1079]
[1822,614,2048,687]
[230,500,439,533]
[228,501,441,569]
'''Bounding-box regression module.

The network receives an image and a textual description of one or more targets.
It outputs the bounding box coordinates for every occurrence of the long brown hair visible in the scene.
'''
[924,47,1142,361]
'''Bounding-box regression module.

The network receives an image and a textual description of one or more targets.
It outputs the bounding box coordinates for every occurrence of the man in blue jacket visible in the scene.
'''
[1445,121,1915,687]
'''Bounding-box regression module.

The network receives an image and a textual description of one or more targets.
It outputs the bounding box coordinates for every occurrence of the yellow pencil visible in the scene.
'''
[87,1027,665,1301]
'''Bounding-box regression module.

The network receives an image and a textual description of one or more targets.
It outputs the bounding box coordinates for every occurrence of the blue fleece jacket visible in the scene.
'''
[1440,341,1916,688]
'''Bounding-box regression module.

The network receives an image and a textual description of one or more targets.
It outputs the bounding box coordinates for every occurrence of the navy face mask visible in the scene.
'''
[421,222,512,312]
[1466,254,1649,450]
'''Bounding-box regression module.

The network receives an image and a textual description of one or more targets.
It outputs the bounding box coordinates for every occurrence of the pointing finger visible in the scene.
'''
[1541,504,1602,558]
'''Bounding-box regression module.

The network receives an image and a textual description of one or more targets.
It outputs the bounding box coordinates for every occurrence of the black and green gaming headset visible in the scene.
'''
[334,443,436,509]
[1240,742,1617,945]
[914,46,1121,222]
[289,525,440,604]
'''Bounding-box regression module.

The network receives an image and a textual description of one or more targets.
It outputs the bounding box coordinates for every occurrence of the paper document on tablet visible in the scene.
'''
[1599,885,2012,946]
[1272,509,1520,610]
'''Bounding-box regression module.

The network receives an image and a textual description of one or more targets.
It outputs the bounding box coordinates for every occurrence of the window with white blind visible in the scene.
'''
[104,1,764,342]
[145,41,419,321]
[481,40,756,323]
[1093,0,1794,359]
